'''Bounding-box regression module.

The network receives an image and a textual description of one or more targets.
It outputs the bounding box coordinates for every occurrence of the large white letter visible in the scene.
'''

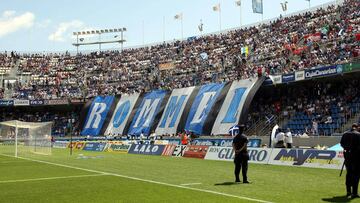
[84,103,107,129]
[191,92,216,124]
[133,98,161,128]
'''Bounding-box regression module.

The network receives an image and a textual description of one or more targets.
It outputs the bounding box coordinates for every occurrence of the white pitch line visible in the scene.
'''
[180,183,202,186]
[0,174,107,184]
[0,154,273,203]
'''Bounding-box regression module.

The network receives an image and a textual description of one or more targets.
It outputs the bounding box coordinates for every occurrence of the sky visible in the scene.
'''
[0,0,338,53]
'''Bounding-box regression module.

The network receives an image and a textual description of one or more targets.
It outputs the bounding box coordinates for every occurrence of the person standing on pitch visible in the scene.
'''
[340,123,360,198]
[230,125,250,183]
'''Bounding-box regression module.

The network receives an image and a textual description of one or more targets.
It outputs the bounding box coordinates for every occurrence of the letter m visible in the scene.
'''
[274,149,297,161]
[133,98,161,128]
[159,95,187,128]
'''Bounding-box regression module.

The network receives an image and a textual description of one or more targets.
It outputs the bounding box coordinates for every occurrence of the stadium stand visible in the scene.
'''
[0,0,358,100]
[246,75,360,136]
[0,0,359,137]
[0,107,81,137]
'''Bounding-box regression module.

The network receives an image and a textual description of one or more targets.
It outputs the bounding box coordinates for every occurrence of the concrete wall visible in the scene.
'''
[253,136,341,148]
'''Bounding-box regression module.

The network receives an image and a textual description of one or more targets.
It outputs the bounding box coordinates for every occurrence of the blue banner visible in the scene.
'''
[81,96,115,136]
[184,83,224,135]
[282,73,295,83]
[128,90,167,136]
[128,144,166,155]
[0,100,14,106]
[82,142,108,151]
[304,65,342,79]
[155,87,195,135]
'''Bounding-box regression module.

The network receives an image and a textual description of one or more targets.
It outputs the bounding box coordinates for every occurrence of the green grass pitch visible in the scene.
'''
[0,147,359,203]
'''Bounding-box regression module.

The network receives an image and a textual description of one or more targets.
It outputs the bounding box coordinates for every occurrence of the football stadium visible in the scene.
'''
[0,0,359,202]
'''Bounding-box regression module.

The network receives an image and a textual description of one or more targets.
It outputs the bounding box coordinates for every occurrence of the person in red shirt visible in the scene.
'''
[181,132,188,145]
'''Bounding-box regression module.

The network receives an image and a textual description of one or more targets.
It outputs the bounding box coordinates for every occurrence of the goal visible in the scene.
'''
[0,120,53,157]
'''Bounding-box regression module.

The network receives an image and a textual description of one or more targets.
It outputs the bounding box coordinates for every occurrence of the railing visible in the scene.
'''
[245,114,279,136]
[256,115,279,136]
[338,102,360,133]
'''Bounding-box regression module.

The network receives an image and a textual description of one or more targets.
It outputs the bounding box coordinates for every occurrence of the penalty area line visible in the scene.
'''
[0,174,107,184]
[0,154,273,203]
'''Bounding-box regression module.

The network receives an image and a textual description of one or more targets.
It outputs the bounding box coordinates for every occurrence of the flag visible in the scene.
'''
[174,13,182,20]
[228,125,240,137]
[200,52,208,60]
[355,33,360,41]
[281,1,288,12]
[235,0,241,6]
[321,25,329,35]
[213,4,220,12]
[252,0,263,14]
[241,46,249,57]
[198,21,203,32]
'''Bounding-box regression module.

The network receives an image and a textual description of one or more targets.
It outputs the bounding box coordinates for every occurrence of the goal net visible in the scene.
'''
[0,120,53,157]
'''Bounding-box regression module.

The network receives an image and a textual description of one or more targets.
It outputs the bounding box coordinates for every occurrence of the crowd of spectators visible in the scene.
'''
[0,0,357,100]
[0,88,4,99]
[247,77,360,135]
[0,109,81,137]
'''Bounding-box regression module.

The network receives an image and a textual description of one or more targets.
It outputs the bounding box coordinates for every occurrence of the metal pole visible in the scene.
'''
[98,34,101,52]
[70,128,73,155]
[121,30,124,51]
[69,118,73,156]
[219,5,222,31]
[34,129,37,153]
[76,35,79,54]
[163,16,165,41]
[142,20,145,45]
[181,16,183,40]
[15,120,18,157]
[240,2,242,27]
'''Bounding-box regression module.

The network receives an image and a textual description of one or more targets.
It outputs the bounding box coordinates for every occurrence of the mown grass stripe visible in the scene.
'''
[0,154,274,203]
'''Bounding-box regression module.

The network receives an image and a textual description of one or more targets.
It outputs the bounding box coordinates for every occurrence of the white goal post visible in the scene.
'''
[0,120,53,157]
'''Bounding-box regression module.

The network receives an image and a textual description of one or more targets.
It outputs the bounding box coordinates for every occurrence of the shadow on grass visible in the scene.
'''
[322,195,352,202]
[214,182,239,186]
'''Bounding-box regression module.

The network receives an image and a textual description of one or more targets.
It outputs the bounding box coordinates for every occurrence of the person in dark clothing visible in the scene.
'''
[230,125,250,183]
[340,123,360,198]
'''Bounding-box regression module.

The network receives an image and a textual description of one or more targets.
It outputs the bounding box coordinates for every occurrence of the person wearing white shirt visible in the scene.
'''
[140,131,146,144]
[275,130,286,148]
[149,131,156,145]
[284,128,293,148]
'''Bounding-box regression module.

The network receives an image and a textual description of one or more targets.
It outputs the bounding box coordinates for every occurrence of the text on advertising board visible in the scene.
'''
[128,144,165,155]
